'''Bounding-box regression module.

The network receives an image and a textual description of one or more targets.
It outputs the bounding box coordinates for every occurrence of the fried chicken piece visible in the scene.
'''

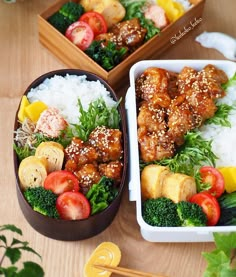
[110,18,146,49]
[137,101,167,133]
[135,67,171,108]
[99,161,123,182]
[75,164,101,194]
[138,130,175,162]
[88,126,123,162]
[64,137,98,166]
[198,64,228,99]
[167,101,201,145]
[177,66,198,94]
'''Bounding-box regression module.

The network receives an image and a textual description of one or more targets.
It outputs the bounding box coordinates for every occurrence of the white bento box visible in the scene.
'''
[125,60,236,242]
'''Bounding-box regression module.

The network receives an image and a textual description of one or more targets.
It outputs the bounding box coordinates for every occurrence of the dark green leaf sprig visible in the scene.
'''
[140,131,217,177]
[0,224,44,277]
[68,97,121,141]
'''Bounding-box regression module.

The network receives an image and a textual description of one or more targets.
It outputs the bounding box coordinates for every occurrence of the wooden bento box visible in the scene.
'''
[38,0,206,89]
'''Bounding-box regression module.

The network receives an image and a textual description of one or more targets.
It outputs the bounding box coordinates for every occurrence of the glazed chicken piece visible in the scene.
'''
[135,67,171,108]
[186,90,217,121]
[88,126,123,162]
[138,129,175,162]
[75,164,101,194]
[64,137,98,167]
[177,66,198,94]
[137,101,167,133]
[99,161,123,182]
[198,64,228,99]
[167,101,201,146]
[110,18,147,49]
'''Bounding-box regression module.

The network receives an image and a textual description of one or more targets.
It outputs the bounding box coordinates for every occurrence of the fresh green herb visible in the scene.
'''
[202,232,236,276]
[86,176,118,215]
[222,72,236,90]
[0,224,44,277]
[120,0,160,41]
[33,132,71,149]
[140,131,217,176]
[85,40,127,71]
[205,103,235,127]
[13,143,35,162]
[68,97,121,141]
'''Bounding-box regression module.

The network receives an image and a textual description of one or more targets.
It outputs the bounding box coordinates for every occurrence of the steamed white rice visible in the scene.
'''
[199,85,236,167]
[174,0,192,10]
[27,74,117,124]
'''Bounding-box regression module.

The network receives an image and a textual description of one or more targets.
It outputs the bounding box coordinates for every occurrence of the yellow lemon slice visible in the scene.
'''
[84,242,121,277]
[218,167,236,193]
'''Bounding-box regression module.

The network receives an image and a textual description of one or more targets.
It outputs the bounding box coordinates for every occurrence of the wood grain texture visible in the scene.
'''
[0,1,236,276]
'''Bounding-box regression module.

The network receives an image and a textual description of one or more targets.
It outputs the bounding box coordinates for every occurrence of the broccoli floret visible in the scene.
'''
[47,2,84,34]
[59,2,84,22]
[47,12,72,34]
[142,197,181,227]
[24,187,59,219]
[177,201,207,227]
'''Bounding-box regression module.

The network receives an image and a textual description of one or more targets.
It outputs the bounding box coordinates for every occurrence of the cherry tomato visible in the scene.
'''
[56,191,90,220]
[65,21,94,51]
[79,12,107,37]
[44,170,79,195]
[200,166,225,198]
[189,192,220,226]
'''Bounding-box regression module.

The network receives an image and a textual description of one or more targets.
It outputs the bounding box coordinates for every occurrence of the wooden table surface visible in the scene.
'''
[0,1,235,276]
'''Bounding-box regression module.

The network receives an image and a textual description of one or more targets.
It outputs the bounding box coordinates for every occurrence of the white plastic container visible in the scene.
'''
[125,60,236,242]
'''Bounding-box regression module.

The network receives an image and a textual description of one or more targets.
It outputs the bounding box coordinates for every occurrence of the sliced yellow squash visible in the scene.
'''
[24,101,48,123]
[84,242,121,277]
[18,95,30,122]
[218,167,236,193]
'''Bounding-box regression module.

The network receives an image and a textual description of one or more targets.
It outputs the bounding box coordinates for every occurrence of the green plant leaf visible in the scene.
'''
[10,238,28,247]
[17,261,44,277]
[0,266,18,276]
[0,225,22,236]
[0,235,7,245]
[18,246,41,260]
[213,233,236,257]
[5,248,21,264]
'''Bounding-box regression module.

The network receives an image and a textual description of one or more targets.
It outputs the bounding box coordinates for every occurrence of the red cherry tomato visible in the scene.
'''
[56,191,90,220]
[44,170,79,195]
[200,166,225,198]
[189,192,221,226]
[79,11,107,37]
[65,21,94,50]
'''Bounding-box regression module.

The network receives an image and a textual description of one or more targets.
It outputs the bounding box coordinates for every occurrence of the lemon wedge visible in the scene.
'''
[84,242,121,277]
[218,167,236,193]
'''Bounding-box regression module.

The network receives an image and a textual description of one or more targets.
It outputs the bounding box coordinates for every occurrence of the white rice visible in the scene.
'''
[27,74,117,124]
[199,85,236,167]
[174,0,192,10]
